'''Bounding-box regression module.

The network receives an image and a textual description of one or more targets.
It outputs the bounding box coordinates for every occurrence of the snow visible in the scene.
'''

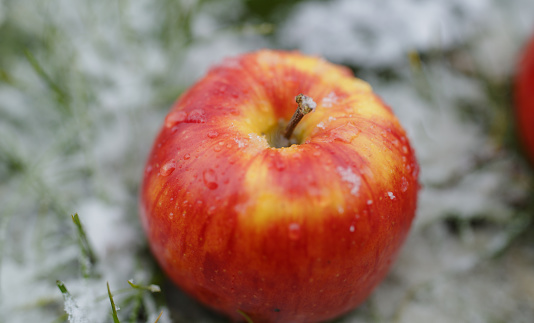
[1,0,534,322]
[281,0,492,67]
[63,294,88,323]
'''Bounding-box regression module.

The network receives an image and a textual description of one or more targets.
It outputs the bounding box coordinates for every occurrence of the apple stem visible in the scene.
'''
[283,94,316,141]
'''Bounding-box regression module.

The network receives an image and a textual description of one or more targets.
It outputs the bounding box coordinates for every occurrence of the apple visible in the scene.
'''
[139,50,419,323]
[516,33,534,164]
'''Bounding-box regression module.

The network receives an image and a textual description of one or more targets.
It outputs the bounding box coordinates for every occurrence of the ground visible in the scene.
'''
[1,0,534,322]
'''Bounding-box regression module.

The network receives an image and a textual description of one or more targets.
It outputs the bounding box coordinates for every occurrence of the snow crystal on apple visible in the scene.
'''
[336,166,361,196]
[248,133,269,147]
[234,138,247,148]
[322,92,339,108]
[300,95,317,111]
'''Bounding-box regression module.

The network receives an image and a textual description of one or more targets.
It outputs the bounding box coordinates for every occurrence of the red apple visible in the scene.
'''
[516,33,534,164]
[139,50,419,323]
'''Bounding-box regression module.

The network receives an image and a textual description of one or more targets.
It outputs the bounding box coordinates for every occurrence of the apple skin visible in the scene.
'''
[516,33,534,164]
[140,50,419,323]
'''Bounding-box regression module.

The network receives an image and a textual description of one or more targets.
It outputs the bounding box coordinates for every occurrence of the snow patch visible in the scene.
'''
[281,0,492,67]
[63,294,88,323]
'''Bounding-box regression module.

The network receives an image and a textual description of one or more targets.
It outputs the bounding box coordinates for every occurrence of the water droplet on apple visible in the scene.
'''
[207,131,219,138]
[288,223,301,240]
[203,169,218,190]
[160,161,176,176]
[186,109,207,123]
[274,159,286,171]
[165,111,188,128]
[349,225,355,232]
[207,206,216,215]
[229,108,240,116]
[412,162,420,178]
[401,176,409,192]
[184,153,191,160]
[169,212,174,220]
[213,145,222,152]
[145,165,153,174]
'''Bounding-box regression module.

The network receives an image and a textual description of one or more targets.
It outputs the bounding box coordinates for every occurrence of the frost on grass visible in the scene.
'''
[337,166,361,196]
[63,294,88,323]
[2,0,534,322]
[281,0,492,67]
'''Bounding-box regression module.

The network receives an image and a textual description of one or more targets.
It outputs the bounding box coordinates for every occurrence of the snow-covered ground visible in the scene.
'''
[1,0,534,322]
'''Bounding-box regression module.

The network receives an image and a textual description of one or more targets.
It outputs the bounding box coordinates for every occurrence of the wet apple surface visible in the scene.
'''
[516,33,534,164]
[140,50,419,323]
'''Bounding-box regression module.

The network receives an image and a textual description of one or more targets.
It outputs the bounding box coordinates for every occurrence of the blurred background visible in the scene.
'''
[1,0,534,322]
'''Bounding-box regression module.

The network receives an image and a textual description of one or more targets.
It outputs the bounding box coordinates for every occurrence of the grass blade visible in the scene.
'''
[107,281,121,323]
[71,213,98,277]
[237,309,254,323]
[153,311,163,323]
[127,279,161,293]
[56,280,70,296]
[24,49,70,114]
